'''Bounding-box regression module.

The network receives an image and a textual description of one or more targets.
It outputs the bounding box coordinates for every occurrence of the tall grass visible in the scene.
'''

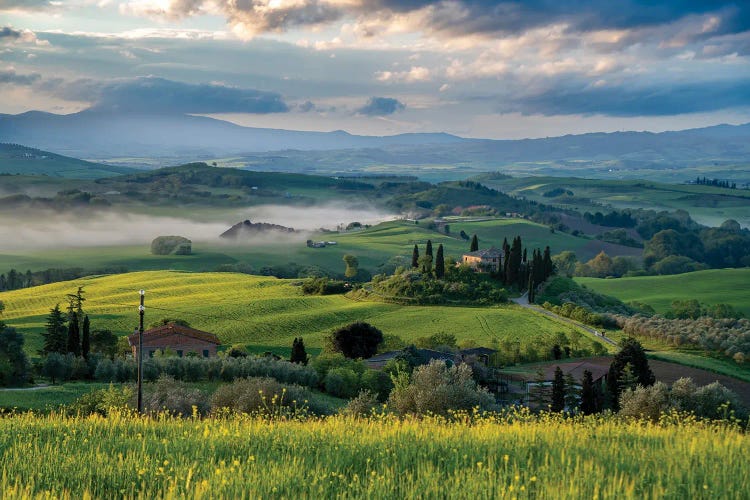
[0,411,747,498]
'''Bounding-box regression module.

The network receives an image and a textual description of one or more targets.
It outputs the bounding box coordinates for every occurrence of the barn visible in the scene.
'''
[128,322,221,358]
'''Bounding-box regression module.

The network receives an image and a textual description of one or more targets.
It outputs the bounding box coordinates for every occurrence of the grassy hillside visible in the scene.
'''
[475,175,750,228]
[2,413,746,498]
[575,268,750,316]
[0,271,600,356]
[0,143,135,179]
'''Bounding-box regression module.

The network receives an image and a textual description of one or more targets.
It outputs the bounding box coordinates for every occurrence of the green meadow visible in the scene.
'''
[575,268,750,317]
[0,271,600,356]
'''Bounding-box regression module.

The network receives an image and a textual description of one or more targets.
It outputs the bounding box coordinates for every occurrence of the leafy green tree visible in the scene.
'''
[42,353,68,385]
[434,244,445,279]
[290,337,308,365]
[551,366,565,412]
[343,254,359,279]
[607,338,655,409]
[580,370,596,415]
[564,373,579,412]
[90,329,118,359]
[411,244,419,268]
[470,234,479,252]
[67,311,81,356]
[418,254,433,275]
[329,322,384,359]
[81,315,91,360]
[41,304,68,355]
[0,326,28,387]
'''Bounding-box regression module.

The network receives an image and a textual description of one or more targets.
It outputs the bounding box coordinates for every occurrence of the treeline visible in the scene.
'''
[0,266,127,291]
[584,211,637,228]
[614,315,749,363]
[694,177,737,189]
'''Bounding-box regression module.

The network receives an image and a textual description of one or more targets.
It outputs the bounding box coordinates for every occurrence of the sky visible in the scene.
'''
[1,0,750,139]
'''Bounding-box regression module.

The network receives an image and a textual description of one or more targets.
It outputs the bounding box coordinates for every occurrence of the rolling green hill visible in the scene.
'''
[575,268,750,316]
[475,174,750,228]
[0,271,601,356]
[0,218,628,278]
[0,143,136,179]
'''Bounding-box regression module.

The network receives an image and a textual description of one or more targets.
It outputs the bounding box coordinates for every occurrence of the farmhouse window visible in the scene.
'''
[203,350,209,358]
[177,350,183,357]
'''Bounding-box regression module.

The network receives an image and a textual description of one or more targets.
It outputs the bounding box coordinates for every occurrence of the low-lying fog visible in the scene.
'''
[0,204,397,251]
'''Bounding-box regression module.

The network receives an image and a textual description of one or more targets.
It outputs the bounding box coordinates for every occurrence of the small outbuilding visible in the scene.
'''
[128,322,220,358]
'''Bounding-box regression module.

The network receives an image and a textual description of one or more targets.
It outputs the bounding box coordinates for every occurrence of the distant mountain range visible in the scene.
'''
[1,110,749,180]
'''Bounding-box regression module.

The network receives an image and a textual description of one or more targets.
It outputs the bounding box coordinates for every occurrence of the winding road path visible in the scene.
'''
[511,293,618,346]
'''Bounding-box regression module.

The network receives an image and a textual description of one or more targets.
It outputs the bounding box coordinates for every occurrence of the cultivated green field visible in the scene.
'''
[1,412,747,498]
[0,271,600,356]
[575,269,750,317]
[476,175,750,228]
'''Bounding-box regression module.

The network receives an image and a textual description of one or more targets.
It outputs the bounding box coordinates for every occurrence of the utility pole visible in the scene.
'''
[137,289,145,414]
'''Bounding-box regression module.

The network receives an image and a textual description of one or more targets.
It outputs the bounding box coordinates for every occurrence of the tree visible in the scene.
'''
[81,315,91,360]
[290,337,308,365]
[470,234,479,252]
[91,329,118,359]
[418,254,433,275]
[411,244,419,268]
[42,353,67,385]
[425,240,433,258]
[329,322,384,359]
[580,370,596,415]
[551,366,565,412]
[343,254,359,279]
[67,311,81,356]
[0,325,29,386]
[41,304,68,355]
[564,373,579,412]
[434,244,445,279]
[551,344,562,360]
[607,338,655,409]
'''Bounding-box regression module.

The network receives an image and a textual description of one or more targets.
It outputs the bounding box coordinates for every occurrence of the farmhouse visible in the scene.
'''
[128,322,220,358]
[460,247,503,272]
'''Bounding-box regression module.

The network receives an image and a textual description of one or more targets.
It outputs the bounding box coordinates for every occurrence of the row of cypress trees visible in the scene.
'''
[410,240,446,278]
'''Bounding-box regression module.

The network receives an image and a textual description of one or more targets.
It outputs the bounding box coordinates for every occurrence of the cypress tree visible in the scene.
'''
[564,373,579,412]
[551,366,565,412]
[580,370,596,415]
[290,337,308,365]
[470,234,479,252]
[67,311,80,356]
[81,314,91,359]
[543,246,553,279]
[411,244,420,268]
[425,239,433,258]
[606,337,655,409]
[41,304,67,355]
[435,244,445,278]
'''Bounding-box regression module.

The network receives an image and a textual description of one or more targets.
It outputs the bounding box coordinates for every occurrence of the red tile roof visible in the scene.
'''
[128,323,220,346]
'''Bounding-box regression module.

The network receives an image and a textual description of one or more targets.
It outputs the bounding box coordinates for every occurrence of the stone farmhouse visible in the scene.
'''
[460,247,503,273]
[128,322,221,358]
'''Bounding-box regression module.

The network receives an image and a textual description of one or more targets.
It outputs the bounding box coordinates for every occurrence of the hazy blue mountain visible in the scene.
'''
[0,110,464,158]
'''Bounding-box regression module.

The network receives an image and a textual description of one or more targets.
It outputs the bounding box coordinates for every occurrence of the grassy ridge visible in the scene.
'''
[1,412,747,498]
[575,269,750,316]
[0,271,597,355]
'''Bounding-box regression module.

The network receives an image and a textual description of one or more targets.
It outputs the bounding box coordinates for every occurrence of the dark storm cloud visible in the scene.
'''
[357,96,405,116]
[0,26,23,40]
[82,77,289,114]
[502,78,750,116]
[0,69,41,85]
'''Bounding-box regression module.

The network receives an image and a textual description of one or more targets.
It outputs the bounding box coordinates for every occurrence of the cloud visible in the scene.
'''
[75,76,290,114]
[0,68,41,85]
[119,1,750,41]
[376,66,431,83]
[0,26,48,45]
[500,78,750,117]
[0,0,57,12]
[357,96,405,116]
